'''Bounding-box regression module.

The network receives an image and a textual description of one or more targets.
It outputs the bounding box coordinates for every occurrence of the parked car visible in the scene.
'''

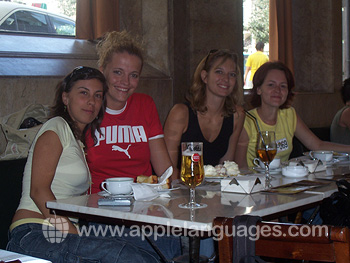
[0,2,75,36]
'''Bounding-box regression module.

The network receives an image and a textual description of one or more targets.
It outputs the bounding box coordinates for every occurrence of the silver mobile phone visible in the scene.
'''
[98,197,133,206]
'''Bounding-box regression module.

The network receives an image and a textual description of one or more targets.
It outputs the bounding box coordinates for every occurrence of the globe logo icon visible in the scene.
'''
[42,217,69,243]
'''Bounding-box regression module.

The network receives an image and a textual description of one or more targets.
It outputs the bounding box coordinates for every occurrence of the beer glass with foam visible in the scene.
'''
[179,142,207,209]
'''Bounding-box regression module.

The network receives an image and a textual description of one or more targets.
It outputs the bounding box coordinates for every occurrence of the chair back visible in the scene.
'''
[213,217,350,263]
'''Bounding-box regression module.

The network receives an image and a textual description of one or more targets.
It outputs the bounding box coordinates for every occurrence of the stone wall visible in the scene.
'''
[0,0,345,129]
[291,0,343,127]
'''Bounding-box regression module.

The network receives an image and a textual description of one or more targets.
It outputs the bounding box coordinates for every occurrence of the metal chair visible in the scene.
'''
[213,216,350,263]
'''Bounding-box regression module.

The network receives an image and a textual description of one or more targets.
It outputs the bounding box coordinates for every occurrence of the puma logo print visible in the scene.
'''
[112,144,131,159]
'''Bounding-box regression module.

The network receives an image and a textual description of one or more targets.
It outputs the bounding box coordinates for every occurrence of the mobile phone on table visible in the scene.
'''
[98,196,133,206]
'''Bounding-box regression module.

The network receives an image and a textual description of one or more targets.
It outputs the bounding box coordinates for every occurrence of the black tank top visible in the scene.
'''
[180,103,234,166]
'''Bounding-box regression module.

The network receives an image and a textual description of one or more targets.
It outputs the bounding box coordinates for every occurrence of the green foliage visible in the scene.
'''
[57,0,76,18]
[248,0,269,44]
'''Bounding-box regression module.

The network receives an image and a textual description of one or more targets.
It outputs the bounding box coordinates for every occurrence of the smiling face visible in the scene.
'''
[257,69,289,108]
[201,57,237,98]
[62,78,104,132]
[102,52,142,110]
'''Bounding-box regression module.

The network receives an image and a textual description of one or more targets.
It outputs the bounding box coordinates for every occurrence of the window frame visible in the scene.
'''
[0,34,98,77]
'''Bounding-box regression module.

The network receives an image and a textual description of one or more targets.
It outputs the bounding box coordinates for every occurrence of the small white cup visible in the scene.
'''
[309,151,333,162]
[101,177,133,195]
[253,157,281,169]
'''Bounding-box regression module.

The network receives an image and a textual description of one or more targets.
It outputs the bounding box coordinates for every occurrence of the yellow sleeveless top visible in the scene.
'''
[244,107,297,167]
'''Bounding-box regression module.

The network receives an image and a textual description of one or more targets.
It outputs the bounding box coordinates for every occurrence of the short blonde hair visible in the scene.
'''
[96,31,144,70]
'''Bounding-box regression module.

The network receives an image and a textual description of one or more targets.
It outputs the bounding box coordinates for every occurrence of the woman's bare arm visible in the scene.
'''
[235,128,249,169]
[295,113,350,153]
[31,131,78,234]
[149,137,174,180]
[163,104,189,179]
[220,105,245,163]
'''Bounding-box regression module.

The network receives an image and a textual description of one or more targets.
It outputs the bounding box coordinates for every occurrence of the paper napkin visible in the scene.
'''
[131,166,173,201]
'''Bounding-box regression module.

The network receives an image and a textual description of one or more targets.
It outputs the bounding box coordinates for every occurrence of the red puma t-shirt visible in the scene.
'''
[85,93,164,193]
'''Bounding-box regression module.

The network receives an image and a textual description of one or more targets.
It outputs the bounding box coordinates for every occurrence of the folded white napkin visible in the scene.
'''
[131,166,173,201]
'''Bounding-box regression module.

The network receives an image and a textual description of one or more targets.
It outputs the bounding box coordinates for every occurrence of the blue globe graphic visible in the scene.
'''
[42,217,69,243]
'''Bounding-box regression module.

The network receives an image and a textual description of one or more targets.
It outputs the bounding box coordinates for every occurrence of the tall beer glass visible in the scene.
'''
[179,142,207,209]
[257,131,277,181]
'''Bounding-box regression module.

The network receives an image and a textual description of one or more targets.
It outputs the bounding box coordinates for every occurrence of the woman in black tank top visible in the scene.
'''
[164,49,245,178]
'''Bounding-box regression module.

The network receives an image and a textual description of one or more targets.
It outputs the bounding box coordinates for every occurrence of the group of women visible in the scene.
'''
[6,30,350,262]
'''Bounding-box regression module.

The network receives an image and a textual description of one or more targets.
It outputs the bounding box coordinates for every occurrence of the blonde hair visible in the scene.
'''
[186,49,244,116]
[96,31,144,70]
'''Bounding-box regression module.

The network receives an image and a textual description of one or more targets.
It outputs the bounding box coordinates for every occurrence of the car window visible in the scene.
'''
[0,10,50,33]
[0,13,17,31]
[49,15,75,36]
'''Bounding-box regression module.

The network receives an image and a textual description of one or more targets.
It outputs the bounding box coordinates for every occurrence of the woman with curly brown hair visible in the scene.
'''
[164,49,245,178]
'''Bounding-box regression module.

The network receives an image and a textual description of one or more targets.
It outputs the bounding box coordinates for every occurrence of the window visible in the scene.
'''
[14,10,49,33]
[0,1,75,36]
[243,0,269,89]
[0,2,94,77]
[49,15,75,35]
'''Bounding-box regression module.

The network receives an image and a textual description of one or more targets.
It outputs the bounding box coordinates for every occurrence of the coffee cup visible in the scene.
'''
[253,157,281,169]
[309,151,333,162]
[101,177,133,195]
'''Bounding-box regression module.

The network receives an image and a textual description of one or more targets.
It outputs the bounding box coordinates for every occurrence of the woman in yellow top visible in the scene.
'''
[236,61,350,168]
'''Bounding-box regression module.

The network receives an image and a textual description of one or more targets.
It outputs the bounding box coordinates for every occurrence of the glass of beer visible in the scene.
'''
[179,142,207,209]
[257,131,277,181]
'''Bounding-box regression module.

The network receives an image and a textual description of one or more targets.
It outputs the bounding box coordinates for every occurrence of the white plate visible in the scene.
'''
[97,191,133,198]
[253,166,282,175]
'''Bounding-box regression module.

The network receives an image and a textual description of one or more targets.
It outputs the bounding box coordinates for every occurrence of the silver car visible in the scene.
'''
[0,2,75,36]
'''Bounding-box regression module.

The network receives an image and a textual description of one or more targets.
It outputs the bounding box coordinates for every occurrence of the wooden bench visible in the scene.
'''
[214,217,350,263]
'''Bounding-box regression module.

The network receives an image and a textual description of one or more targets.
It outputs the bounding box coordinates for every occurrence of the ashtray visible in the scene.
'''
[282,166,308,178]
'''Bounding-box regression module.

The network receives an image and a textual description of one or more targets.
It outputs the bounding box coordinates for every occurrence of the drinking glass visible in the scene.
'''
[179,142,207,209]
[257,131,277,181]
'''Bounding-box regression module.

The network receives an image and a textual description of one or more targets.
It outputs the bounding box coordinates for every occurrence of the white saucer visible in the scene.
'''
[97,191,133,198]
[302,152,340,165]
[253,166,282,175]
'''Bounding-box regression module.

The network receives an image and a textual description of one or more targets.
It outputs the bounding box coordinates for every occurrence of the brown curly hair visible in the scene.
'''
[250,61,295,109]
[185,49,244,117]
[96,31,144,70]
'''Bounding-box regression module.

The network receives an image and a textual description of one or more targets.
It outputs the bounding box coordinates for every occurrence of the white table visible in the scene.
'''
[46,178,336,232]
[46,160,349,262]
[0,249,51,263]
